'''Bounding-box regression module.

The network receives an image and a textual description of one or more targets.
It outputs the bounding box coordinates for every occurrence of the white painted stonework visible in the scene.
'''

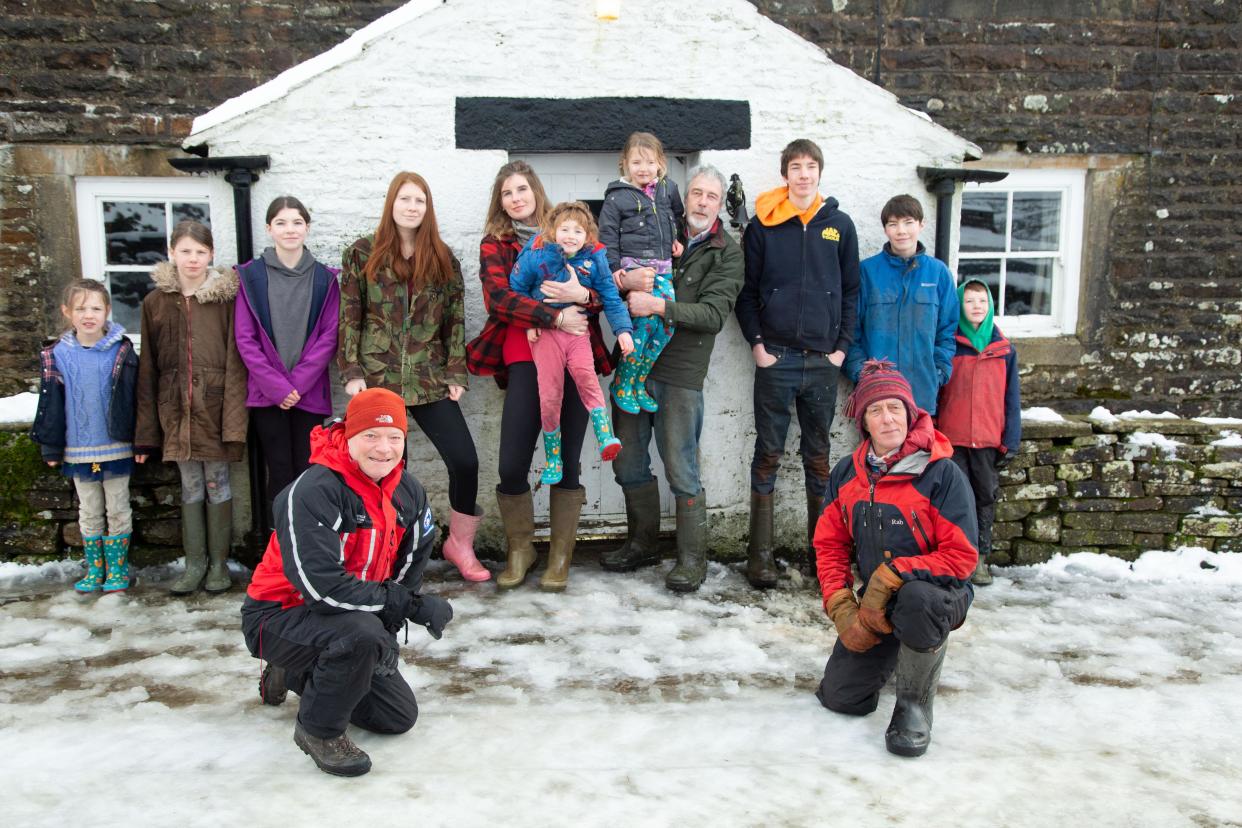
[186,0,979,550]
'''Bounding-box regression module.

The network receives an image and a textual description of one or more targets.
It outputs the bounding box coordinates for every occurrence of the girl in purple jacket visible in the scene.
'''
[235,196,340,522]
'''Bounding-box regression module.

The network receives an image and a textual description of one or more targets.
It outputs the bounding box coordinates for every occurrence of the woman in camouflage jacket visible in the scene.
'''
[338,171,488,582]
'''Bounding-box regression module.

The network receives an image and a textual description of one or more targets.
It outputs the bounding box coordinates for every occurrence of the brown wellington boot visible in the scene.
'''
[540,485,586,592]
[496,489,538,590]
[746,492,778,588]
[807,486,824,587]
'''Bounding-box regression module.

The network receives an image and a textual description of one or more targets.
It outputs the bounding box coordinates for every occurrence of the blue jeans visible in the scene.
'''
[750,345,840,495]
[611,378,704,499]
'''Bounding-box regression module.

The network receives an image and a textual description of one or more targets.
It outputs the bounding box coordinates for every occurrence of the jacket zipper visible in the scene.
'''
[911,510,931,551]
[184,295,193,454]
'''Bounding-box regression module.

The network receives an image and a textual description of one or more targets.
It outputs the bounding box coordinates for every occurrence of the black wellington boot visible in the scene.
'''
[885,642,948,757]
[746,492,778,588]
[600,480,662,571]
[971,504,995,586]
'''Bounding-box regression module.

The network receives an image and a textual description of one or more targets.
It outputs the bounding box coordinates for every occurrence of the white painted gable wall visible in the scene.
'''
[187,0,976,549]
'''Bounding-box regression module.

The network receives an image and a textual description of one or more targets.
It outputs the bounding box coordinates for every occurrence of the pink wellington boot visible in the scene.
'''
[442,507,491,582]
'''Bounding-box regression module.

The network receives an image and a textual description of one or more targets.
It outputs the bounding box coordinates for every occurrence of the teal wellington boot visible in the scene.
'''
[101,534,131,593]
[541,429,563,485]
[589,407,622,461]
[74,536,106,593]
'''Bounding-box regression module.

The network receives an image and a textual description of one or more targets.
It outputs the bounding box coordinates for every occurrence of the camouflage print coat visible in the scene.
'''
[337,234,468,406]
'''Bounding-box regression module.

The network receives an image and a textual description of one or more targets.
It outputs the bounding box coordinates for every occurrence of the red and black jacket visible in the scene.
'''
[246,422,435,612]
[465,234,612,388]
[814,414,979,608]
[937,327,1021,455]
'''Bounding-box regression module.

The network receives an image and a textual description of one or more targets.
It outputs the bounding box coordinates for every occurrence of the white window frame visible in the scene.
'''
[74,176,214,342]
[956,168,1085,338]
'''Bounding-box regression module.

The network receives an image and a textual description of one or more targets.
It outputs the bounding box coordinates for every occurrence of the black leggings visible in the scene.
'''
[407,397,479,514]
[497,361,588,495]
[252,406,325,519]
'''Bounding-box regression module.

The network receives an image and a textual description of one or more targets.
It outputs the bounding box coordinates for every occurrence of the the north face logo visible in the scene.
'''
[375,414,394,424]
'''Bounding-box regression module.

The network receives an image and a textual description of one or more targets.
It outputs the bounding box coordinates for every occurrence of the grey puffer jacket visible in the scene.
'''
[598,177,684,272]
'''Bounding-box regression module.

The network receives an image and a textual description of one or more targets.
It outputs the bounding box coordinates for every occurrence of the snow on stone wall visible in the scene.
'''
[184,0,975,544]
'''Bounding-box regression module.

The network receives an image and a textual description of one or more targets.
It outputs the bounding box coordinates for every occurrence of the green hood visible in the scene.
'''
[957,279,995,353]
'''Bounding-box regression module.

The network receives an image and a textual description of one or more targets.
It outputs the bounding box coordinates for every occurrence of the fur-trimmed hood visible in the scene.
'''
[150,261,237,304]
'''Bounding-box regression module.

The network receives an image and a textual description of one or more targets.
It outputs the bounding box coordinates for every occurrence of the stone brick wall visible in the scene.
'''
[990,415,1242,564]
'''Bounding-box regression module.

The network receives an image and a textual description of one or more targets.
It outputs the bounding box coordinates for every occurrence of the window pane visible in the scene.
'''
[104,202,167,266]
[960,193,1007,252]
[172,202,211,227]
[1005,258,1054,315]
[1011,192,1061,252]
[107,270,155,333]
[958,258,1001,301]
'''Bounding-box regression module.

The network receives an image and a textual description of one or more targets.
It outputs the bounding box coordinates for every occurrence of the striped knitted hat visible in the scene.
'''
[843,359,917,431]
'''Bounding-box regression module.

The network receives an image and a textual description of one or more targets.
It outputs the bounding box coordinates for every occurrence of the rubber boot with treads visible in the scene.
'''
[746,492,778,588]
[971,504,995,586]
[885,642,948,757]
[600,480,661,571]
[170,501,208,595]
[74,536,105,593]
[665,490,707,593]
[204,499,233,593]
[496,489,538,590]
[540,485,585,592]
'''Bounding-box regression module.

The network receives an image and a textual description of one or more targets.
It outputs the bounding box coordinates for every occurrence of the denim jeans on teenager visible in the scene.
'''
[750,344,840,496]
[612,378,704,499]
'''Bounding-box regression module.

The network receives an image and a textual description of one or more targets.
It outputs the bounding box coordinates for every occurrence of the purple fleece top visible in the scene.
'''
[234,265,340,415]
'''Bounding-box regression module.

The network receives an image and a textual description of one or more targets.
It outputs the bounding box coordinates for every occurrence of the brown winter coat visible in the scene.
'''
[135,262,249,462]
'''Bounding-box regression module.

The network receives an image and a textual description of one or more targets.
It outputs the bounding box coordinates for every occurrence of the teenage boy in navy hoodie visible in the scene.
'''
[734,138,860,589]
[845,195,958,415]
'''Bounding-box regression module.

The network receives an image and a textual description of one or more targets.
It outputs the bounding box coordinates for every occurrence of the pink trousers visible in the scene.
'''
[530,328,605,432]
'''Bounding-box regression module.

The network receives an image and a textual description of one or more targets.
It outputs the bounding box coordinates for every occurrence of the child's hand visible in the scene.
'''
[618,332,635,356]
[527,328,541,343]
[672,239,684,257]
[134,454,148,464]
[612,269,627,291]
[46,460,59,467]
[344,378,367,397]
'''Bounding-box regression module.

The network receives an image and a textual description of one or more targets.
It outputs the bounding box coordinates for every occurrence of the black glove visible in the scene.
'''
[996,452,1012,470]
[378,581,415,634]
[408,593,453,640]
[373,637,400,678]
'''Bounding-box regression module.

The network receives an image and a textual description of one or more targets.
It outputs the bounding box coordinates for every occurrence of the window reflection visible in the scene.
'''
[104,202,166,265]
[1005,259,1054,315]
[1011,193,1060,252]
[106,271,155,333]
[960,193,1007,253]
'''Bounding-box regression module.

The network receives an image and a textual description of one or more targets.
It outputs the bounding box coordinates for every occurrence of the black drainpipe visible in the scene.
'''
[917,167,1010,265]
[167,154,272,555]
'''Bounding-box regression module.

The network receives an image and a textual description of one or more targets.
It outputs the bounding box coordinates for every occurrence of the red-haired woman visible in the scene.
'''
[466,161,613,591]
[338,172,487,581]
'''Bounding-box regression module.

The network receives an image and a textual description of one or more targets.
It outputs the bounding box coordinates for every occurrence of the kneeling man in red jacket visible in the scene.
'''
[242,388,452,776]
[813,360,978,757]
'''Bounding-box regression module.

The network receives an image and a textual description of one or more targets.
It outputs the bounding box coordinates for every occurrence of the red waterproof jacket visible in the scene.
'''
[814,413,979,609]
[247,422,435,611]
[937,328,1021,454]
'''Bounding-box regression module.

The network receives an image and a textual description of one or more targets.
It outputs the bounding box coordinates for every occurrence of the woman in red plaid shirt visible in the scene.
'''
[466,161,614,591]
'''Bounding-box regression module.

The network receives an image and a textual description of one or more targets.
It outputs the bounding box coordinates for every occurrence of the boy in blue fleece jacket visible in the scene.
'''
[845,195,958,414]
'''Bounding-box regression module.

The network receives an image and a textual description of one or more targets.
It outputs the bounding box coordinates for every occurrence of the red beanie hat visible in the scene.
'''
[344,388,408,440]
[843,359,917,431]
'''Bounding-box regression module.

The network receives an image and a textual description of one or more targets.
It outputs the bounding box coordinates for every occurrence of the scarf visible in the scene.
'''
[512,222,539,246]
[957,278,995,353]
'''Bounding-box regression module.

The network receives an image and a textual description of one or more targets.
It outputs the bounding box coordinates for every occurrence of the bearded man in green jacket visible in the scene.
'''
[600,165,745,592]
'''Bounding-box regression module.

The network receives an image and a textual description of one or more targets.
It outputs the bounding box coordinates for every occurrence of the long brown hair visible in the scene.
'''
[365,171,454,289]
[482,160,550,239]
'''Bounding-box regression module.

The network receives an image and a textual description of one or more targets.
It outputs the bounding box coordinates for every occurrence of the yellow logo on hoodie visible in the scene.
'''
[821,227,840,242]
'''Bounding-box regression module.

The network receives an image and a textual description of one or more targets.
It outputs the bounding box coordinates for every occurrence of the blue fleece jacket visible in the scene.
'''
[844,243,959,414]
[509,236,633,336]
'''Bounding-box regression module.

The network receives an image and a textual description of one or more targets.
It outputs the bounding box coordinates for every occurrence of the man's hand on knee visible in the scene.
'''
[826,587,881,653]
[858,564,903,636]
[408,594,453,640]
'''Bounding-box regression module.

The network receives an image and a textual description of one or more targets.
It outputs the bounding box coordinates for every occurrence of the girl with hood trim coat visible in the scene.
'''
[134,220,248,595]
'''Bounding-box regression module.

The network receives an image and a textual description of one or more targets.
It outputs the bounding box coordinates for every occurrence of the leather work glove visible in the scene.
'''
[825,587,881,654]
[408,593,454,640]
[858,564,903,636]
[378,580,415,634]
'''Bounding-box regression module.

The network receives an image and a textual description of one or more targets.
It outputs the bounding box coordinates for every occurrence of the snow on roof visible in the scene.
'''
[188,0,442,139]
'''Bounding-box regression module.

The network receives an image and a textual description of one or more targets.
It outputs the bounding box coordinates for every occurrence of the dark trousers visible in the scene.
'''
[242,599,417,740]
[407,397,479,514]
[750,346,840,496]
[951,446,1000,558]
[251,406,324,522]
[815,580,971,716]
[496,361,588,495]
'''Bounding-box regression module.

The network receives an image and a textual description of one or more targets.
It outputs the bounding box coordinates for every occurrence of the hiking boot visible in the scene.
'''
[260,664,288,706]
[294,722,371,776]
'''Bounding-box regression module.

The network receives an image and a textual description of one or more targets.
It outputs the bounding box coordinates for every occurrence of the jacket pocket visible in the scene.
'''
[360,326,392,376]
[759,287,797,339]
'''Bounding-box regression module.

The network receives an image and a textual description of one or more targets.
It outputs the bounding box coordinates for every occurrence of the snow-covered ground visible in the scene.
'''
[2,551,1240,827]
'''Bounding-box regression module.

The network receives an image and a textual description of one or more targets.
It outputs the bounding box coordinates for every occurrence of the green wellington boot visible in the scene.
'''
[746,492,778,588]
[204,499,233,593]
[170,501,208,595]
[665,490,708,592]
[600,479,661,571]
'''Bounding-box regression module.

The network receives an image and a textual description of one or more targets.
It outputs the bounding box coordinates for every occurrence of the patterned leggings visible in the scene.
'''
[176,460,232,505]
[615,271,674,387]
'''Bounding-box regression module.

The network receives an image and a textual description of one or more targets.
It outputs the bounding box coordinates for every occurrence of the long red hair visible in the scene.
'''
[365,171,455,289]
